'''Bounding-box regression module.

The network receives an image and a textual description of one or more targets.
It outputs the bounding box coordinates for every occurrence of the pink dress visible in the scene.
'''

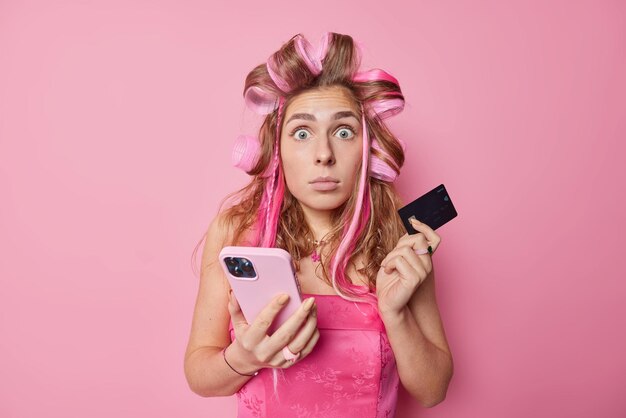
[229,293,400,418]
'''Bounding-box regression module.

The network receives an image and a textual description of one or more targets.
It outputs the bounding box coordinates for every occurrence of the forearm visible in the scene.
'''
[184,345,254,397]
[381,308,453,407]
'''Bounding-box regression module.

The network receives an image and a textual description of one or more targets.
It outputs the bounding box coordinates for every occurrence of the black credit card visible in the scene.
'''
[397,184,458,234]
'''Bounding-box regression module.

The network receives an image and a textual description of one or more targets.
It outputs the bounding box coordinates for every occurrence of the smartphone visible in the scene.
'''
[218,246,303,334]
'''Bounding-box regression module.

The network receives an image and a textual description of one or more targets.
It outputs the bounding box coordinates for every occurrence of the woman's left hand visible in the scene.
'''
[376,218,441,316]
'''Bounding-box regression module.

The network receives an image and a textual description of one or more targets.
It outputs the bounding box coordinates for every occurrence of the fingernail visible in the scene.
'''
[278,294,289,305]
[410,217,420,224]
[303,297,315,312]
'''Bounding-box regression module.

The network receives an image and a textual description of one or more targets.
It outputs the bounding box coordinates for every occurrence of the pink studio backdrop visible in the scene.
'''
[1,0,625,417]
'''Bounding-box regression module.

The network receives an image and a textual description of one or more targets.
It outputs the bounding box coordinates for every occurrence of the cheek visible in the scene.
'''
[338,156,362,193]
[280,149,305,190]
[282,163,298,187]
[346,147,364,177]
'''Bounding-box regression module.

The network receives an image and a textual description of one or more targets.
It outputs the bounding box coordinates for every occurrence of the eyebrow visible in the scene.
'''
[285,111,359,125]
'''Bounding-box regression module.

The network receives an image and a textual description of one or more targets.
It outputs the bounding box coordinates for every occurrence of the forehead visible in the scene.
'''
[284,86,359,119]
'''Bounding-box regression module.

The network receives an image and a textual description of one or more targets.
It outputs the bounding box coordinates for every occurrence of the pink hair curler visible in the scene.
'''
[370,138,397,182]
[352,68,399,84]
[369,138,406,182]
[316,33,331,66]
[232,135,261,173]
[288,33,333,83]
[266,54,291,93]
[367,97,405,120]
[295,34,323,75]
[351,68,404,119]
[244,85,280,116]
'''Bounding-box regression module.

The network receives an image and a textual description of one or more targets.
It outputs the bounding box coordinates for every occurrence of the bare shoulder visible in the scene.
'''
[200,211,238,273]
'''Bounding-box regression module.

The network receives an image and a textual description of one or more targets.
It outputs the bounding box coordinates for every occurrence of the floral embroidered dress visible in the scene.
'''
[228,293,400,418]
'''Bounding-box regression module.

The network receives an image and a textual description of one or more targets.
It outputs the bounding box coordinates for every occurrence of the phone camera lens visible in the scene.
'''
[241,259,253,273]
[232,266,243,277]
[226,258,238,267]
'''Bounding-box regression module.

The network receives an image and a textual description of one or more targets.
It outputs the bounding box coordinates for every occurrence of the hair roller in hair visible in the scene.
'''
[397,137,407,152]
[244,85,280,115]
[294,32,332,76]
[316,32,331,65]
[232,135,261,173]
[352,68,399,85]
[295,35,323,75]
[352,68,405,120]
[368,97,405,120]
[370,138,400,182]
[266,54,291,93]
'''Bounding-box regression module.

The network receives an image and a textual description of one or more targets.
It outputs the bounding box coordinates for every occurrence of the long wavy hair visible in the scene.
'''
[192,32,407,302]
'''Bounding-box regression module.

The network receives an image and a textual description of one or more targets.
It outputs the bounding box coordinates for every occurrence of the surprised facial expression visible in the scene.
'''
[280,85,363,215]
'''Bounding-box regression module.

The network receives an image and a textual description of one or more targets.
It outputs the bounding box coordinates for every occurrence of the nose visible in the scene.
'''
[315,136,335,166]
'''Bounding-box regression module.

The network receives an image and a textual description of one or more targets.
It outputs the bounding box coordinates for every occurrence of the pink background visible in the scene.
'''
[1,0,625,417]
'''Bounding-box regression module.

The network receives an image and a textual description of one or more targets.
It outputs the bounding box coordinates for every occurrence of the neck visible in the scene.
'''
[300,205,332,241]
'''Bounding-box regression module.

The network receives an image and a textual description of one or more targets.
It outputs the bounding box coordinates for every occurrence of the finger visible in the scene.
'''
[246,293,291,343]
[279,328,320,368]
[394,255,426,288]
[266,297,316,351]
[227,290,249,330]
[386,255,426,290]
[382,247,404,274]
[412,246,433,272]
[284,305,318,354]
[381,246,404,268]
[384,249,432,279]
[276,326,321,368]
[397,230,428,247]
[381,236,426,269]
[402,243,433,273]
[397,245,429,274]
[299,328,320,359]
[264,301,317,368]
[409,218,441,250]
[397,228,437,258]
[381,231,429,266]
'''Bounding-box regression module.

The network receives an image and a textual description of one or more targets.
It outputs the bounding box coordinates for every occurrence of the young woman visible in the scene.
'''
[185,32,453,417]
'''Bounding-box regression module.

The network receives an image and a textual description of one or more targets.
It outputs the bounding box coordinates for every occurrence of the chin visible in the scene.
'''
[301,196,350,212]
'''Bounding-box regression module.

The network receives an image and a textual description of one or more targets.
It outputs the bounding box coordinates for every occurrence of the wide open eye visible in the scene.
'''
[293,128,310,140]
[336,126,356,140]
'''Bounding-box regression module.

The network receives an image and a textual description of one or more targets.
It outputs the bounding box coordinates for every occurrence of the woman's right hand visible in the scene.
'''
[225,291,320,375]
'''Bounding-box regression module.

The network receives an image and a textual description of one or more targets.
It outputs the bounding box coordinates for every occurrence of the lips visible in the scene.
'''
[311,176,339,183]
[310,176,340,191]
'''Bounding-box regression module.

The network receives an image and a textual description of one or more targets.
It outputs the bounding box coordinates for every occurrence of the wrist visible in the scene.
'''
[223,343,260,377]
[378,305,411,327]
